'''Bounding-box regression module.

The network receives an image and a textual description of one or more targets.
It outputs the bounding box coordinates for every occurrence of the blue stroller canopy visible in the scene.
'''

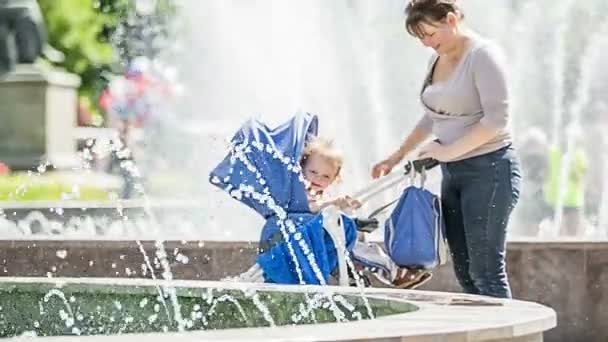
[209,113,318,218]
[209,113,357,285]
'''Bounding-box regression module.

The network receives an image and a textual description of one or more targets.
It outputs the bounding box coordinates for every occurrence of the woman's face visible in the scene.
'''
[416,14,459,54]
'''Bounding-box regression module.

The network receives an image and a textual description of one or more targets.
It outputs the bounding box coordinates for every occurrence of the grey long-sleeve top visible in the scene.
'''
[417,36,512,161]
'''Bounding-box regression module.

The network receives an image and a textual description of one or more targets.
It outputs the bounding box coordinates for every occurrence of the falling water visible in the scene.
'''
[598,140,608,236]
[552,14,608,235]
[550,0,576,147]
[169,0,431,241]
[41,289,78,334]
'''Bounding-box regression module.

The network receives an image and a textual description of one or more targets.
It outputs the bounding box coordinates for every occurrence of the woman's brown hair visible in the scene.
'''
[405,0,464,38]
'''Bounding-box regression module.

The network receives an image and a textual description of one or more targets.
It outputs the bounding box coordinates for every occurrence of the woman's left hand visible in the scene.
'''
[418,141,455,162]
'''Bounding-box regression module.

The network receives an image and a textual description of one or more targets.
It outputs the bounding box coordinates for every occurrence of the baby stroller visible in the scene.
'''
[209,113,447,288]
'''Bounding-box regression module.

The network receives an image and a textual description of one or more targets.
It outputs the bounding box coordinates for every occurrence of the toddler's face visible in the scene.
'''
[302,152,339,194]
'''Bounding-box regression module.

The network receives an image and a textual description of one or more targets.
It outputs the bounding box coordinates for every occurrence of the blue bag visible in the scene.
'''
[384,185,447,269]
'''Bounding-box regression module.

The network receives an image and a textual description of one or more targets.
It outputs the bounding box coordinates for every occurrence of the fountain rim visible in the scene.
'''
[1,276,556,342]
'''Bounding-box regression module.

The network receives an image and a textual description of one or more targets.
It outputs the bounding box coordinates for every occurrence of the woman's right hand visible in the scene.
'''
[371,153,402,179]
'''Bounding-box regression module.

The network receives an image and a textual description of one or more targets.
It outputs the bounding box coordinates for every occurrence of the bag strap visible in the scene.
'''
[368,196,400,219]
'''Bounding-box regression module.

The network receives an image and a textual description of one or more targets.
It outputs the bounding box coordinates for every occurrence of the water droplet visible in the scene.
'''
[56,250,68,259]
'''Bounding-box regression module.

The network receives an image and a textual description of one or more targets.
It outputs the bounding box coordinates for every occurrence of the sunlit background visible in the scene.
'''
[163,0,608,240]
[2,0,608,241]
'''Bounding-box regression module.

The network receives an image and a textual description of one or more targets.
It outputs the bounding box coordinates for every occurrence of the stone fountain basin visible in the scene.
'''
[1,277,555,342]
[0,277,414,336]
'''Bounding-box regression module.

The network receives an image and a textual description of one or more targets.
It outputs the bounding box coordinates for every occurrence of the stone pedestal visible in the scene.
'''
[0,64,80,170]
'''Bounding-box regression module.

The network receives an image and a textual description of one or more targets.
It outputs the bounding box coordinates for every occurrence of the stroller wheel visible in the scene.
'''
[392,268,433,289]
[348,269,371,287]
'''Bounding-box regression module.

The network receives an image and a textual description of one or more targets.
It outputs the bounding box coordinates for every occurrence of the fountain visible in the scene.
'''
[0,277,555,341]
[0,278,415,337]
[11,0,608,340]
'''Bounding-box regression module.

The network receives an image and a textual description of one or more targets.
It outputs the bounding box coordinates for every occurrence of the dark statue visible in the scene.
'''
[0,0,47,77]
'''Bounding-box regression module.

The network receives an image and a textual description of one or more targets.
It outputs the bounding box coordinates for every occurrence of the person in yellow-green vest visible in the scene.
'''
[544,143,588,236]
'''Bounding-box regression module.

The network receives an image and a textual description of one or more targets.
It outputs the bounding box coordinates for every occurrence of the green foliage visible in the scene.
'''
[0,174,110,201]
[37,0,178,121]
[37,0,130,117]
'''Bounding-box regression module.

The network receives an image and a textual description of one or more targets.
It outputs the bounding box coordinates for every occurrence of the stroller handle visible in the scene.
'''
[406,158,439,174]
[353,158,439,205]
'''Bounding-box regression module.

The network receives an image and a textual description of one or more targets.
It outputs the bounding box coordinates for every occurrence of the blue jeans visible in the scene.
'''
[440,145,521,298]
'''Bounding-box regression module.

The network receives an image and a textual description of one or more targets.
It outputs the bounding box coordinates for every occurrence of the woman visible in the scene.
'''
[371,0,521,298]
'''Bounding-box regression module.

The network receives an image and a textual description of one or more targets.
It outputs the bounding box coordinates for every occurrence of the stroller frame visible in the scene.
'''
[236,158,440,287]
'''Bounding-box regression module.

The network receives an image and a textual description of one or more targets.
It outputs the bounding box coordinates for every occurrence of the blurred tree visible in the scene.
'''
[37,0,176,124]
[37,0,130,123]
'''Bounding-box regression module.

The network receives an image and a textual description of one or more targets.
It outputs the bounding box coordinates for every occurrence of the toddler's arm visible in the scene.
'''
[309,195,361,213]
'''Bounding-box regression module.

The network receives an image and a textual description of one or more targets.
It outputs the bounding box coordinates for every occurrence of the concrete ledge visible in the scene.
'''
[1,64,80,87]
